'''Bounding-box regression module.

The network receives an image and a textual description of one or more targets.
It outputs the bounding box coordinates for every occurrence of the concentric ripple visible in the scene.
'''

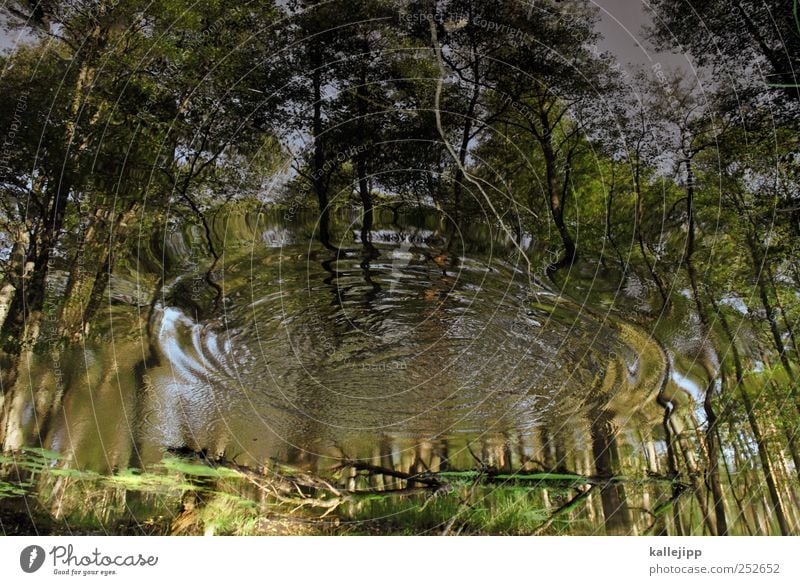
[138,215,667,463]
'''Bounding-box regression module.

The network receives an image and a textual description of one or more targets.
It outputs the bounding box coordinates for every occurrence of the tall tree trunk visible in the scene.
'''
[756,272,794,377]
[355,56,375,256]
[739,390,792,535]
[590,409,632,535]
[760,352,800,481]
[1,182,69,351]
[746,232,795,383]
[0,9,109,349]
[766,270,800,362]
[683,172,728,535]
[717,310,792,535]
[540,133,576,271]
[670,410,716,534]
[602,163,625,267]
[0,226,29,330]
[58,206,107,338]
[717,405,754,535]
[684,157,696,264]
[703,377,728,535]
[310,44,333,250]
[634,161,668,307]
[452,79,479,219]
[657,392,685,535]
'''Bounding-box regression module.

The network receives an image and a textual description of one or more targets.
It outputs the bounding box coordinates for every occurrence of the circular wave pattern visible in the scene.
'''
[141,220,665,462]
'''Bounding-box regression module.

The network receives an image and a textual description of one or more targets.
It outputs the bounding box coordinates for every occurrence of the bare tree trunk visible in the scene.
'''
[670,411,716,534]
[718,415,753,535]
[58,206,106,338]
[541,136,576,271]
[310,44,333,250]
[590,409,632,535]
[452,78,479,219]
[768,273,800,362]
[355,54,376,256]
[0,226,29,330]
[760,352,800,481]
[0,9,110,350]
[602,162,626,268]
[682,184,727,535]
[746,233,796,391]
[717,311,792,535]
[633,162,668,307]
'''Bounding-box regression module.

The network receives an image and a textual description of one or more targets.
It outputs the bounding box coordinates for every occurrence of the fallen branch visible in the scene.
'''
[532,486,596,535]
[336,459,689,490]
[336,460,443,488]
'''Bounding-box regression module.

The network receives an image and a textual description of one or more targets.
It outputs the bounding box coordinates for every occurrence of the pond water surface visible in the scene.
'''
[0,209,793,535]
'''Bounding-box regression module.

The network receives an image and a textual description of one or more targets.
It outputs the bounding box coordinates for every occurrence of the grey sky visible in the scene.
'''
[593,0,690,73]
[2,2,690,68]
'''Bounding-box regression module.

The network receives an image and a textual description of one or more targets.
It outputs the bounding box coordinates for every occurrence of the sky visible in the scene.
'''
[0,13,26,51]
[2,1,691,66]
[592,0,690,73]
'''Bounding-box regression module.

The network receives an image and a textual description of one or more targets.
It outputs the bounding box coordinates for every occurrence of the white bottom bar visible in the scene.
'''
[2,536,799,583]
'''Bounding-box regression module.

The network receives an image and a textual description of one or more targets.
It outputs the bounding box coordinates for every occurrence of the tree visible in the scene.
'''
[0,0,146,350]
[648,0,800,105]
[0,0,285,344]
[487,1,613,272]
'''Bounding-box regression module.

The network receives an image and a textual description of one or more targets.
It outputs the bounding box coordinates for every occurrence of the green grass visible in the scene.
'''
[338,486,575,535]
[1,450,597,535]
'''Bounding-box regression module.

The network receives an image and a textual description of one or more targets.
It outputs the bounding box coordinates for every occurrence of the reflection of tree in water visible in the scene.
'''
[1,211,799,534]
[0,0,798,536]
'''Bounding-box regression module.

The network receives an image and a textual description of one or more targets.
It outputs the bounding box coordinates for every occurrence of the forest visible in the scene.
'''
[0,0,798,536]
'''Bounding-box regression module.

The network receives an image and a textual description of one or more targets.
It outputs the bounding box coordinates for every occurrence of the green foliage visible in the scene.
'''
[341,486,562,535]
[0,0,798,537]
